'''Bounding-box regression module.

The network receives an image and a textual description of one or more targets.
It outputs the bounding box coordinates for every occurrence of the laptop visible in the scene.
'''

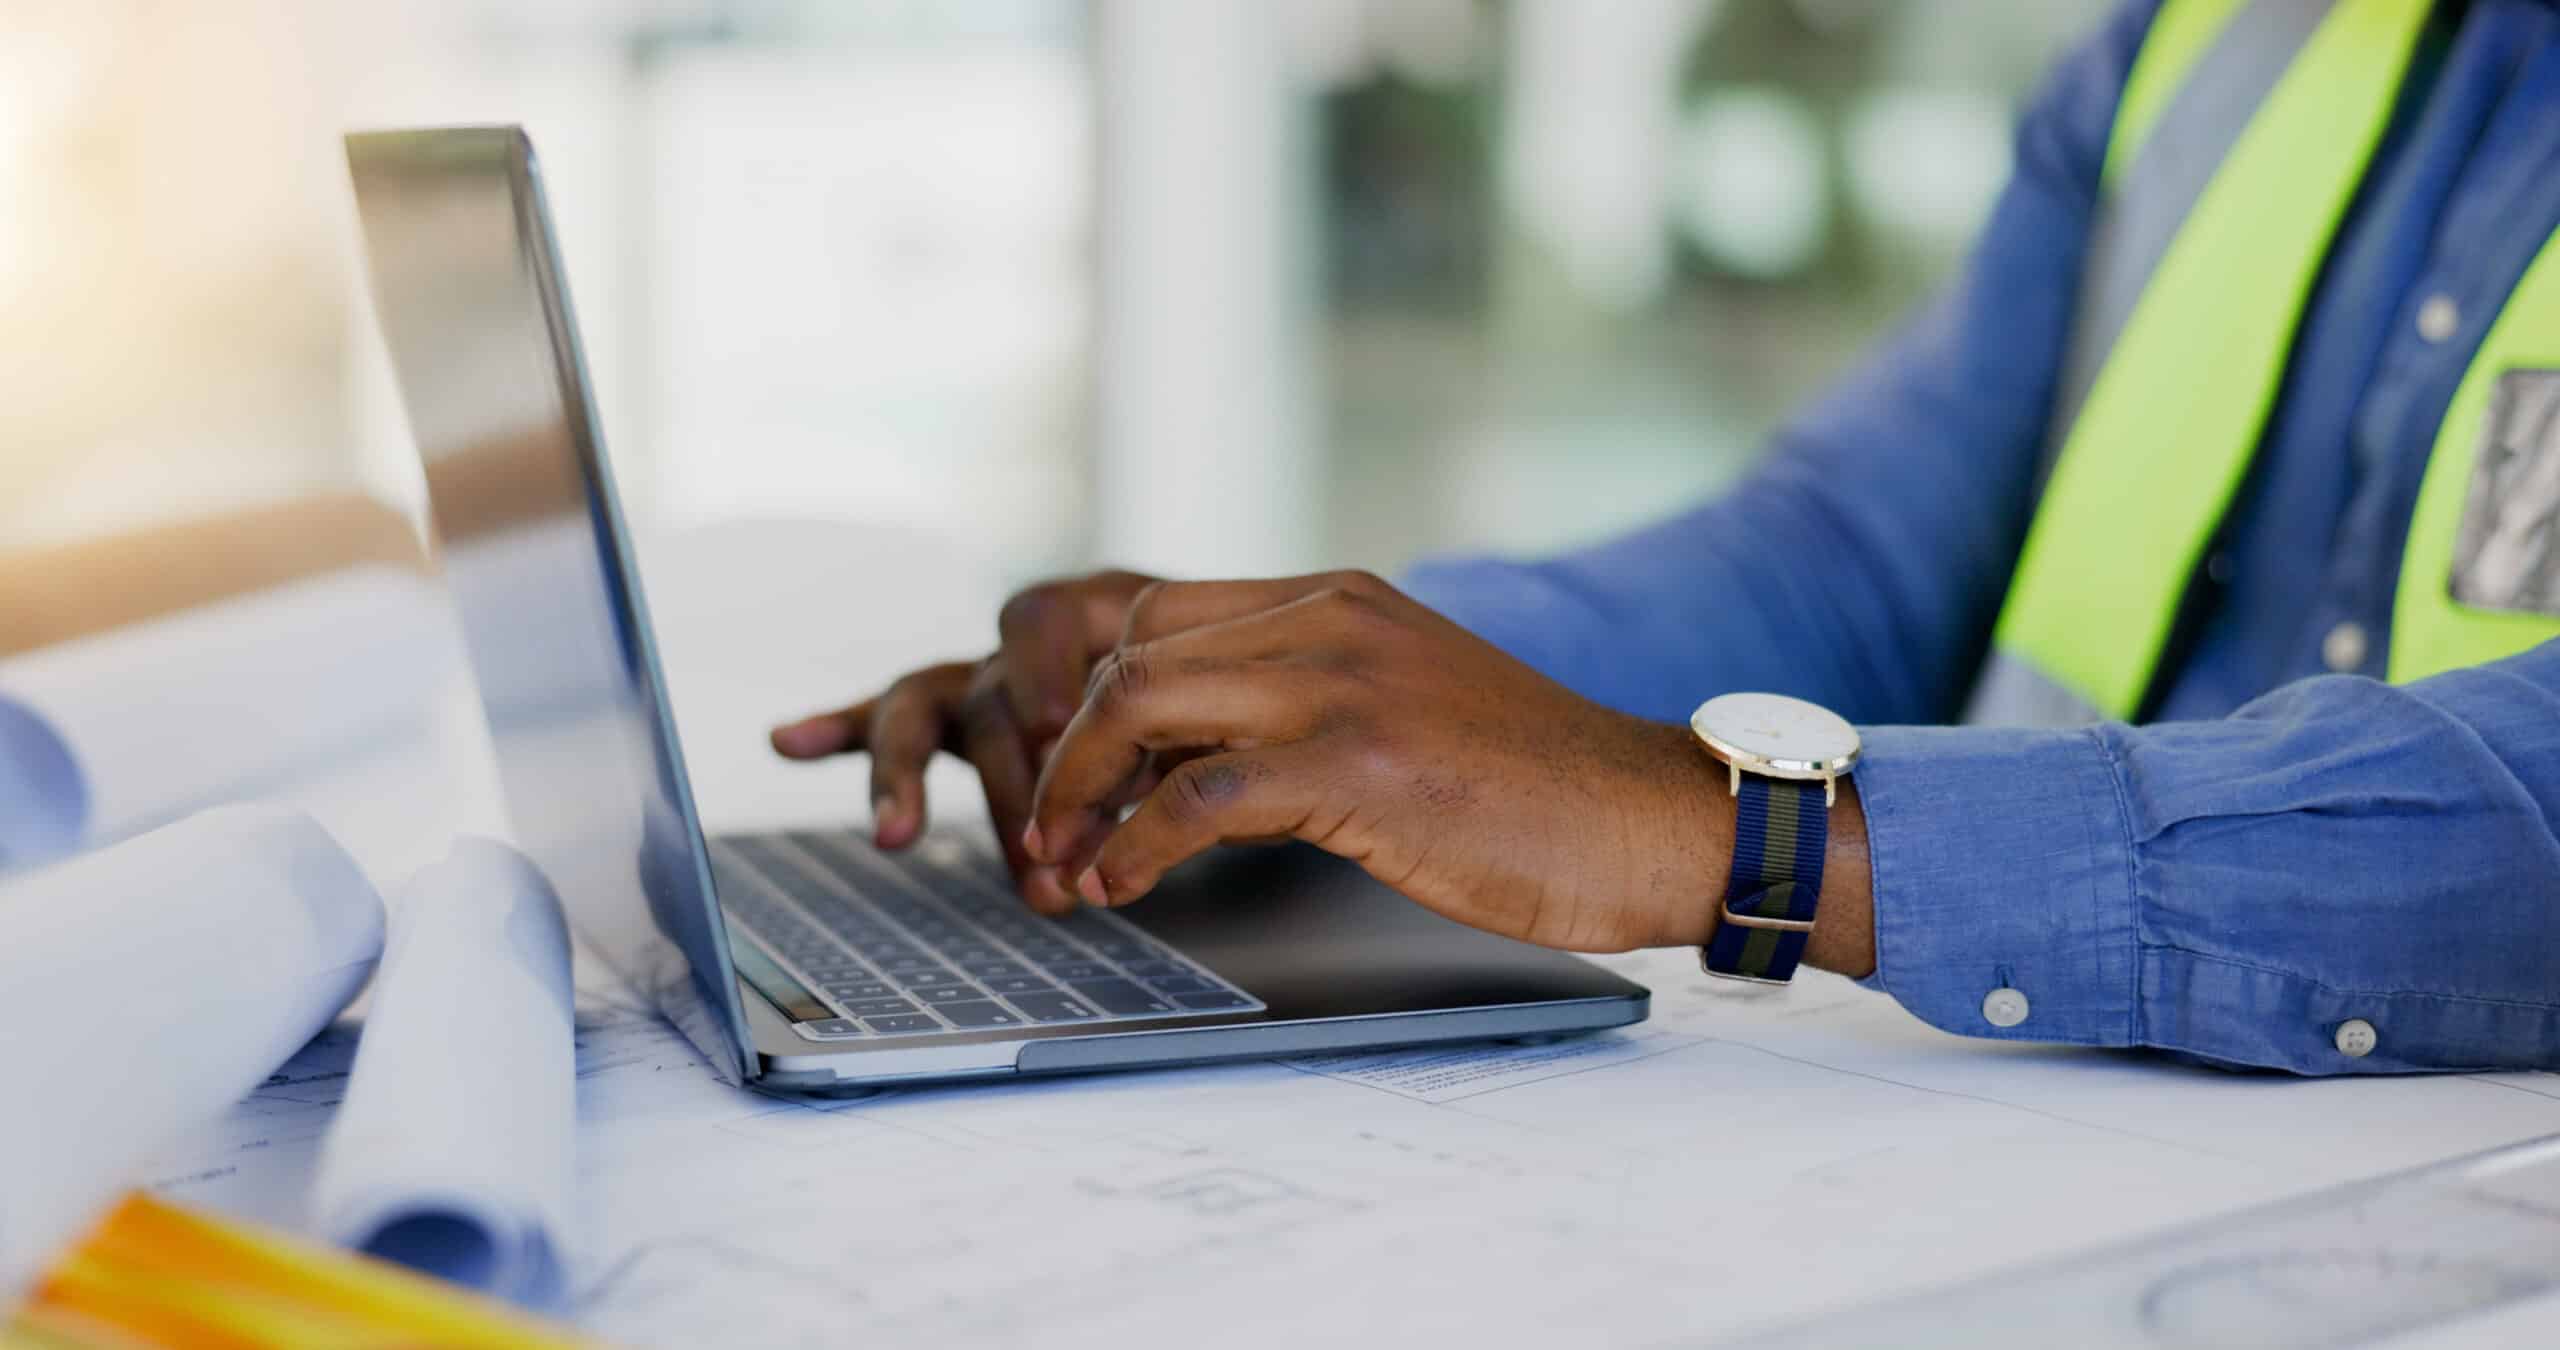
[344,126,1647,1093]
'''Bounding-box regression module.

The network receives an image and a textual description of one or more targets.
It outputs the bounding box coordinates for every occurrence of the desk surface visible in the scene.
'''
[134,522,2560,1348]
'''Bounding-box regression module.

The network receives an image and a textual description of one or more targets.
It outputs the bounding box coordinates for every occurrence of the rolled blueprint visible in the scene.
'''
[0,564,456,866]
[0,805,386,1299]
[310,838,577,1311]
[0,693,84,872]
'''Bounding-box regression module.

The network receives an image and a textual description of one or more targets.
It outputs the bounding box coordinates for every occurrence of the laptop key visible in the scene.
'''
[1120,960,1187,979]
[986,974,1058,996]
[865,1014,942,1035]
[1174,991,1253,1011]
[1069,978,1176,1016]
[937,1000,1021,1029]
[1143,975,1214,996]
[909,985,985,1006]
[892,967,964,989]
[1006,992,1098,1023]
[803,1019,864,1038]
[837,997,920,1017]
[1042,960,1112,981]
[825,980,895,1000]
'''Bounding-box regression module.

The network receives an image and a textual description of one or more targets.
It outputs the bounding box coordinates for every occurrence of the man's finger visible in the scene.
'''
[1028,630,1343,870]
[995,570,1151,741]
[863,665,970,848]
[1119,570,1393,646]
[955,668,1076,915]
[1074,748,1331,907]
[770,700,875,759]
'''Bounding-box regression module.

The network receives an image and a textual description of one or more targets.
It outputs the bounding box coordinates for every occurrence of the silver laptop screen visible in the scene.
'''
[345,127,756,1083]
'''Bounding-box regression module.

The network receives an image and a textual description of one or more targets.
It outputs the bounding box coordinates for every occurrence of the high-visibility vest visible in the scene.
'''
[1965,0,2560,727]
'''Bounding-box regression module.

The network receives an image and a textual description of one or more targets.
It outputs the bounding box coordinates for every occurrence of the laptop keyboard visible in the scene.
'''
[713,830,1262,1041]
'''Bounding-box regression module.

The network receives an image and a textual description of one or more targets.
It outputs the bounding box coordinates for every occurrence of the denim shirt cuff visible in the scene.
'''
[1852,723,2142,1048]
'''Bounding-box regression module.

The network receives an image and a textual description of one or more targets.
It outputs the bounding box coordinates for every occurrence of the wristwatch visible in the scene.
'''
[1688,692,1860,985]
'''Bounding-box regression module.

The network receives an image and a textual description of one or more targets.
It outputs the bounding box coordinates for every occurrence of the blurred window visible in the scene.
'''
[0,0,2108,595]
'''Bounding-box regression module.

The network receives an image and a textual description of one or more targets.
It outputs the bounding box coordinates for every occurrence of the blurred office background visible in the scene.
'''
[0,0,2106,621]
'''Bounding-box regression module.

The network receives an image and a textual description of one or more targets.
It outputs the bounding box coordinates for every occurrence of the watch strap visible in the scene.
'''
[1701,775,1827,983]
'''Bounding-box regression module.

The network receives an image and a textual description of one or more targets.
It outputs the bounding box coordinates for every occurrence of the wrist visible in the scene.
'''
[1805,776,1874,978]
[1637,716,1876,976]
[1635,718,1736,950]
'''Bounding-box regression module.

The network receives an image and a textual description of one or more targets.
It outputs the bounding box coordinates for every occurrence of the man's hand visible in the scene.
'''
[1018,571,1740,952]
[775,566,1874,965]
[769,569,1162,914]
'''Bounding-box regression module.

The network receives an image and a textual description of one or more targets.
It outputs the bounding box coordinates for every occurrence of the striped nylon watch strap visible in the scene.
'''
[1700,776,1827,983]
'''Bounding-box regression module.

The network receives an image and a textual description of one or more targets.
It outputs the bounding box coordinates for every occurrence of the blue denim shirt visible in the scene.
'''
[1404,0,2560,1075]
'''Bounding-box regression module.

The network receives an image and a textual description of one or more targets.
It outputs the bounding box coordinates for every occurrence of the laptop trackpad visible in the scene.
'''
[1123,844,1649,1022]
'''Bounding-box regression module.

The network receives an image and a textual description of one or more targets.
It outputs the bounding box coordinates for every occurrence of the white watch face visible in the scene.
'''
[1690,692,1861,778]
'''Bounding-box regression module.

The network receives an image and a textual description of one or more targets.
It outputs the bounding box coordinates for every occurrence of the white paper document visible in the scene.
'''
[0,806,384,1298]
[0,565,456,864]
[136,945,2560,1348]
[311,838,578,1310]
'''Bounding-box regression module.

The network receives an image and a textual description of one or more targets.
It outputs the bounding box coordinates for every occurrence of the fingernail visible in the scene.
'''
[771,719,827,754]
[1075,867,1110,908]
[1021,821,1046,862]
[1024,866,1066,908]
[873,797,906,842]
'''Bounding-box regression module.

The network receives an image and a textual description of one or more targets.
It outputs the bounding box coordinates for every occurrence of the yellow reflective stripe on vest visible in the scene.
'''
[1987,0,2429,721]
[2044,0,2343,498]
[2104,0,2252,187]
[2391,237,2560,683]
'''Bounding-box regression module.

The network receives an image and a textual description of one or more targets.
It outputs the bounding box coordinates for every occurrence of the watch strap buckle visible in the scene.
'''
[1719,880,1817,933]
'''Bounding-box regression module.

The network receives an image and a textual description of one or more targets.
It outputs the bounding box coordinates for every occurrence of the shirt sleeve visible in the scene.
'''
[1858,639,2560,1074]
[1402,1,2163,727]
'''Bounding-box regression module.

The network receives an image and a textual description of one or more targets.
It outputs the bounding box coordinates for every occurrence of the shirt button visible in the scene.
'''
[2205,551,2234,586]
[2416,293,2460,343]
[2335,1018,2378,1058]
[2322,621,2368,673]
[1981,987,2030,1028]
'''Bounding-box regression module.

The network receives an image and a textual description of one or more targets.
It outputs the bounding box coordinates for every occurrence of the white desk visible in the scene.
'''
[119,522,2560,1347]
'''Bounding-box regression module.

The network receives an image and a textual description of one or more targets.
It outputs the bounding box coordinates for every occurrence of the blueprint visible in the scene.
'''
[135,947,2560,1349]
[1754,1132,2560,1349]
[0,806,384,1299]
[311,839,579,1311]
[0,566,458,861]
